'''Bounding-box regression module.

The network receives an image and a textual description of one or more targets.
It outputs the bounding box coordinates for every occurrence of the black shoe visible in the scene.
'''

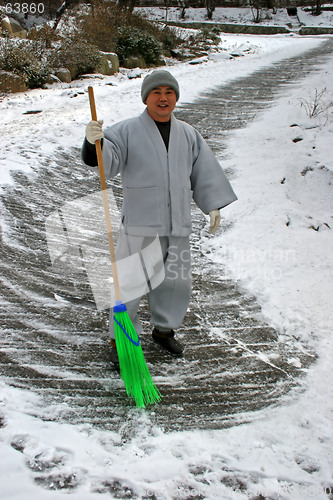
[152,328,184,356]
[110,340,119,368]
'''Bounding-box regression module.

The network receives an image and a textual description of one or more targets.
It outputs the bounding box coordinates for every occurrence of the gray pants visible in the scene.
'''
[109,233,192,339]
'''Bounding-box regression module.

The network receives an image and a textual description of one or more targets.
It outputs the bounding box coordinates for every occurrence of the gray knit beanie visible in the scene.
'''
[141,70,180,103]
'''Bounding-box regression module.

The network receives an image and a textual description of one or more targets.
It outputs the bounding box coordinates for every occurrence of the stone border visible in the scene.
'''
[166,21,289,34]
[299,26,333,35]
[166,21,333,36]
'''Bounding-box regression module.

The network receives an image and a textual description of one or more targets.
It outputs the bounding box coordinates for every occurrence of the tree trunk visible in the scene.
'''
[315,0,322,16]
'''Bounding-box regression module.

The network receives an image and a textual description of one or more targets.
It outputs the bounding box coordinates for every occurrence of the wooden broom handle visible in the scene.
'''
[88,86,121,302]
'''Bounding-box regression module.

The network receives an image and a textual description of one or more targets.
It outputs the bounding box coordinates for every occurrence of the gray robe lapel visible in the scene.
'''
[168,113,180,158]
[167,114,183,235]
[140,109,168,163]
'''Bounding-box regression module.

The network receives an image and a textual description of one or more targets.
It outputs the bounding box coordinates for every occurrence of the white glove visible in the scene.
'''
[209,209,221,234]
[86,119,104,144]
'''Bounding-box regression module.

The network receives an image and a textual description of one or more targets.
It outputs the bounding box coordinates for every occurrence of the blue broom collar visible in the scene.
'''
[114,301,127,313]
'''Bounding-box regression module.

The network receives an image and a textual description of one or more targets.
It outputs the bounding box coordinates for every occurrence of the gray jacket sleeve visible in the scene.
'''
[101,126,128,179]
[190,129,237,214]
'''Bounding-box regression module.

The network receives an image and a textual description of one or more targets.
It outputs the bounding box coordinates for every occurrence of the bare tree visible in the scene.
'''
[206,0,217,20]
[179,0,191,20]
[52,0,84,30]
[312,0,323,16]
[266,0,276,14]
[117,0,137,14]
[249,0,264,23]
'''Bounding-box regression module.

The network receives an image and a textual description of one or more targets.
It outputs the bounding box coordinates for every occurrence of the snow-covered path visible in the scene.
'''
[1,35,332,499]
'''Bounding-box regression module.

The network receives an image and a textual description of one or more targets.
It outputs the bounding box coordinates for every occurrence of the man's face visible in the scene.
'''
[145,86,177,122]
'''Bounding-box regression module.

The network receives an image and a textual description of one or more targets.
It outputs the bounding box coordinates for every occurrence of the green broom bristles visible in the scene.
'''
[113,302,162,408]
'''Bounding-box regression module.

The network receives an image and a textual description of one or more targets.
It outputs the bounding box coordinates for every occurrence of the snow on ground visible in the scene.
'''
[137,5,333,28]
[1,30,333,500]
[298,7,333,27]
[202,52,333,498]
[207,67,333,342]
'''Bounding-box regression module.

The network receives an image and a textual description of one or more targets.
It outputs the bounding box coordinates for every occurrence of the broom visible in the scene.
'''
[88,86,161,408]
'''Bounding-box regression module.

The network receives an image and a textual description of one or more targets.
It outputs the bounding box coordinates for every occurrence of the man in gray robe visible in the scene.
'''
[82,70,237,366]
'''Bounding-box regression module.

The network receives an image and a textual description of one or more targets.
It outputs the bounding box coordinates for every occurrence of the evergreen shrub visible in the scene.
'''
[0,38,50,88]
[115,26,162,65]
[51,37,102,78]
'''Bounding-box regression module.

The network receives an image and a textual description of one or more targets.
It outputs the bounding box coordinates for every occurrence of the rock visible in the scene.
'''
[189,56,208,65]
[63,64,78,80]
[1,16,26,38]
[46,74,61,85]
[170,49,187,60]
[54,68,72,83]
[229,52,244,57]
[127,68,142,79]
[0,71,28,93]
[96,52,119,76]
[122,56,146,69]
[23,110,42,115]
